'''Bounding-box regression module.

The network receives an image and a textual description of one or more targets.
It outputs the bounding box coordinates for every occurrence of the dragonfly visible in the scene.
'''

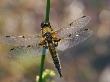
[0,16,93,77]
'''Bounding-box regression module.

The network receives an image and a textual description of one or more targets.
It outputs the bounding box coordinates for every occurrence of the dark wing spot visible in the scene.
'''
[81,16,86,18]
[84,28,88,31]
[68,34,71,37]
[10,48,15,51]
[5,36,10,37]
[27,45,31,47]
[22,36,25,38]
[69,22,73,26]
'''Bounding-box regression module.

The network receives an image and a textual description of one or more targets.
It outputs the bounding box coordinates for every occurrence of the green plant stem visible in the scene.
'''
[39,0,51,82]
[45,0,50,22]
[39,48,46,82]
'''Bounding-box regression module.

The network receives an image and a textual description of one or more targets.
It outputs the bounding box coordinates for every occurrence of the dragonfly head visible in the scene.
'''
[41,21,51,28]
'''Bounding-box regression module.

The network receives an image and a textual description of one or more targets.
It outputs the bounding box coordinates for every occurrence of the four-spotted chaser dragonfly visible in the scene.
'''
[0,16,92,77]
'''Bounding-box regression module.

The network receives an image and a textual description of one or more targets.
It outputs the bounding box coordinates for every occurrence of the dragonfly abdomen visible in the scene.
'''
[48,43,62,77]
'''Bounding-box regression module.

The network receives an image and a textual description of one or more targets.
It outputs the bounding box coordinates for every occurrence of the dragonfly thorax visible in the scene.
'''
[42,26,53,36]
[39,25,61,48]
[44,32,52,43]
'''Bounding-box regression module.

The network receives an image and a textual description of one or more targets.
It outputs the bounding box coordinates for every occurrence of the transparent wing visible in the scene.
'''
[8,45,43,58]
[0,34,40,47]
[57,28,93,51]
[56,16,91,38]
[0,34,43,57]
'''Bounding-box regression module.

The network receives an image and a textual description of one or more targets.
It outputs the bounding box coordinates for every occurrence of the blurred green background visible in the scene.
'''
[0,0,110,82]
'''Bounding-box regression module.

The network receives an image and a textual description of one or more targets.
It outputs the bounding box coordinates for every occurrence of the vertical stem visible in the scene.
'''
[39,0,51,82]
[45,0,50,22]
[39,48,46,82]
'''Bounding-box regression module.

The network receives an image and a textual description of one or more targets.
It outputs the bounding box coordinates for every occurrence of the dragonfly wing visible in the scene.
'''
[0,34,43,57]
[57,28,93,51]
[8,45,43,58]
[56,16,91,38]
[0,34,40,47]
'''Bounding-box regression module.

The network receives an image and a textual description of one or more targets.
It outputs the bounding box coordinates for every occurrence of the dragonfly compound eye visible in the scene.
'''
[41,21,50,28]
